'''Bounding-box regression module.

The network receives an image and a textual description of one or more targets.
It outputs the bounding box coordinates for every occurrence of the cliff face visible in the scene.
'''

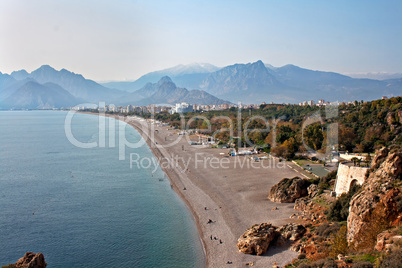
[347,147,402,248]
[268,177,310,203]
[9,252,47,268]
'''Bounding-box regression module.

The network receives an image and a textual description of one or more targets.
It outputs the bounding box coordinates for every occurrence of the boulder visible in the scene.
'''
[294,197,311,211]
[15,252,47,268]
[307,184,319,198]
[375,230,402,252]
[277,223,307,241]
[268,177,311,203]
[237,223,279,255]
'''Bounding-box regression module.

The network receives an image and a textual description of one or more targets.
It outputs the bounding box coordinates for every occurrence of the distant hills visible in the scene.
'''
[347,72,402,80]
[0,65,124,109]
[2,81,79,109]
[1,61,401,109]
[102,63,220,92]
[0,65,228,109]
[104,61,402,104]
[120,76,229,106]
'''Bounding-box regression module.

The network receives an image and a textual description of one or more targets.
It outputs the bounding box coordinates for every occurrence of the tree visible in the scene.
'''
[350,157,358,166]
[304,123,324,151]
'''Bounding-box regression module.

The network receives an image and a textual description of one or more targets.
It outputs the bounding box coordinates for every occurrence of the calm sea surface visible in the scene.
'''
[0,111,204,267]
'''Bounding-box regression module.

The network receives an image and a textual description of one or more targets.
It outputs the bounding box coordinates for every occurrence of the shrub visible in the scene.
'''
[329,226,348,258]
[327,184,361,222]
[318,170,337,190]
[309,259,327,268]
[316,222,340,238]
[297,264,310,268]
[323,260,338,268]
[379,249,402,268]
[298,253,306,259]
[352,261,374,268]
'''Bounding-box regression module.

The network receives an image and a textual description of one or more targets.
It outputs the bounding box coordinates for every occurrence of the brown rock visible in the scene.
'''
[268,177,310,203]
[347,148,402,247]
[375,230,402,253]
[398,110,402,124]
[15,252,47,268]
[307,184,319,198]
[237,223,279,255]
[277,223,306,241]
[294,197,311,211]
[386,112,396,125]
[274,235,288,247]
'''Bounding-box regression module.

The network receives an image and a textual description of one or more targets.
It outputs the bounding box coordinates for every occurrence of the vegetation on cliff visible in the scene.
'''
[285,146,401,268]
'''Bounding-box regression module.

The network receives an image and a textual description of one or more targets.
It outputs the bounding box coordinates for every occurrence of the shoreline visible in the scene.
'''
[80,112,301,267]
[126,115,209,266]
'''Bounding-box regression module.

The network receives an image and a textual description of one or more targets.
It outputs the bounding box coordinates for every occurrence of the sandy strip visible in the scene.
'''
[82,112,300,267]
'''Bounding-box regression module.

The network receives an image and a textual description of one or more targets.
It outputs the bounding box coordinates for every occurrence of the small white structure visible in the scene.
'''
[339,153,366,161]
[334,162,368,196]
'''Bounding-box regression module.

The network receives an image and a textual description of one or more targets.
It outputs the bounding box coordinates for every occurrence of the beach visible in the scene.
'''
[100,113,301,267]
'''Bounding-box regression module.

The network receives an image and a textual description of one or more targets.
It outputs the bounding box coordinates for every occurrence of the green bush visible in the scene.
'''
[327,184,361,222]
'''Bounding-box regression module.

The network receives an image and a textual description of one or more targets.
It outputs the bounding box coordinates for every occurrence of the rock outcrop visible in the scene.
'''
[294,197,311,211]
[347,147,402,248]
[268,177,311,203]
[307,184,319,198]
[237,223,278,255]
[375,230,402,252]
[277,223,307,241]
[237,223,306,255]
[14,252,47,268]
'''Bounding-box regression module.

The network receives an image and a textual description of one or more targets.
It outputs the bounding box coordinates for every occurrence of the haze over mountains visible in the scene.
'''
[120,76,228,106]
[0,61,401,109]
[0,65,228,109]
[104,60,402,104]
[103,63,220,92]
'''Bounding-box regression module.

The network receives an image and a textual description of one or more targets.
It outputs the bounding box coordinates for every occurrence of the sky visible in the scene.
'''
[1,0,401,82]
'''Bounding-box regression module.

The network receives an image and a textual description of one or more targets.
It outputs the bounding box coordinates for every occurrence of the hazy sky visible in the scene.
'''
[1,0,401,81]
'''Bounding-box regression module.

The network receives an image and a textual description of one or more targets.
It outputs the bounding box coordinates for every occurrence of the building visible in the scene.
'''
[334,162,368,196]
[171,102,193,114]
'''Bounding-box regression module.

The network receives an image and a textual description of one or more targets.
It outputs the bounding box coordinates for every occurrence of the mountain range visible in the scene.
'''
[103,63,219,92]
[1,61,401,109]
[103,60,401,104]
[0,65,228,109]
[119,76,228,106]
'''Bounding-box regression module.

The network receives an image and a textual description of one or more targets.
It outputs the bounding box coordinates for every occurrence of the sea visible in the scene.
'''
[0,111,205,267]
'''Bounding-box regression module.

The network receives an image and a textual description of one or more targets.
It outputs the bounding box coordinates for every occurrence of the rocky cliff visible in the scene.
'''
[268,177,311,203]
[347,147,402,248]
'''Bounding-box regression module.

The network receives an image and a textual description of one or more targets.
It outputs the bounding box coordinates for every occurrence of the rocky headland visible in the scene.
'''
[238,146,401,267]
[2,252,47,268]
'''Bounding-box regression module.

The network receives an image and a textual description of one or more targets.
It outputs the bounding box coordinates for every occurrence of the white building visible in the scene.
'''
[171,102,194,114]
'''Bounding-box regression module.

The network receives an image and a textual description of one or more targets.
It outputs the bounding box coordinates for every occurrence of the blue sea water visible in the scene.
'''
[0,111,204,267]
